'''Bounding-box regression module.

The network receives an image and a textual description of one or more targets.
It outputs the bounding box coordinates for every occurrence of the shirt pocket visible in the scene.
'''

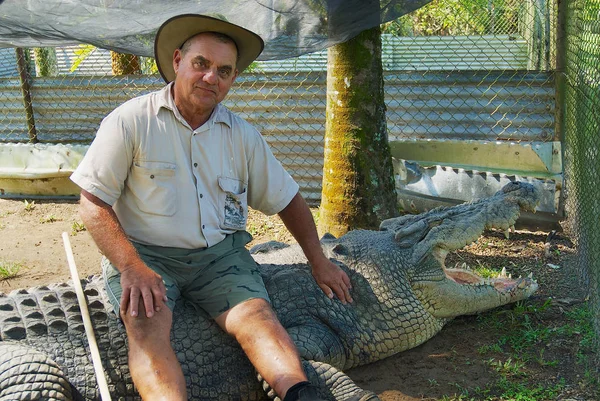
[130,161,178,216]
[217,176,248,231]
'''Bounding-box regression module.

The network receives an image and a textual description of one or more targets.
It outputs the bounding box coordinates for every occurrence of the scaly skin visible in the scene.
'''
[0,182,539,401]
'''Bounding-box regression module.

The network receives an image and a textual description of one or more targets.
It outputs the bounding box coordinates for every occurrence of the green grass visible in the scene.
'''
[0,261,23,280]
[439,297,599,401]
[40,214,58,224]
[23,199,35,211]
[71,221,86,235]
[471,262,500,279]
[563,306,599,390]
[246,219,276,238]
[468,298,598,400]
[494,376,565,400]
[486,357,527,377]
[438,371,565,401]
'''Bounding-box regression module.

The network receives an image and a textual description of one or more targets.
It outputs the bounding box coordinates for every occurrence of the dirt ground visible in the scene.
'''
[0,197,597,401]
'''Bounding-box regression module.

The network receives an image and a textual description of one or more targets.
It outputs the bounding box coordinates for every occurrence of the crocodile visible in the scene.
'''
[0,181,539,401]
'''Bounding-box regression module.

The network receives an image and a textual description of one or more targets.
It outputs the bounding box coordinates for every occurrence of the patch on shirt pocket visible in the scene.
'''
[218,176,248,231]
[130,161,178,216]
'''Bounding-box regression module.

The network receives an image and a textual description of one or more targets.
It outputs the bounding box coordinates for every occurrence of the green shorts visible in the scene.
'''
[102,230,270,319]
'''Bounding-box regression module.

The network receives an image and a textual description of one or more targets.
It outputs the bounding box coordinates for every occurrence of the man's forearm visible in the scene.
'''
[278,192,353,304]
[79,190,145,273]
[277,192,327,265]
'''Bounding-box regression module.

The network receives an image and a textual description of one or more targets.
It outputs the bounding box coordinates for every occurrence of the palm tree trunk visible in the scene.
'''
[318,26,398,237]
[110,51,141,75]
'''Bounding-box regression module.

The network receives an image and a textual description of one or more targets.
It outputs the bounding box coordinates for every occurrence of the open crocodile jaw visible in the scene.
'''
[445,266,538,293]
[413,242,539,320]
[414,266,539,319]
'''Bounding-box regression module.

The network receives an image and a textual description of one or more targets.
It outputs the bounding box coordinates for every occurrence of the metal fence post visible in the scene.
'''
[553,0,568,219]
[15,47,38,143]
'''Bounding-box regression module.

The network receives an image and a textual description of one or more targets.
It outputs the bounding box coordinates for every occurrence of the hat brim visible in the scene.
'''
[154,14,264,83]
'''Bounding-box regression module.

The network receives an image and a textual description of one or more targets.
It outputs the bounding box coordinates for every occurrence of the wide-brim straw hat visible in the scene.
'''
[154,14,264,83]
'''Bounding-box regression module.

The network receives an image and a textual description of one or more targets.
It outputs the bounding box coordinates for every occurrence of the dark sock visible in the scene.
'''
[283,381,311,401]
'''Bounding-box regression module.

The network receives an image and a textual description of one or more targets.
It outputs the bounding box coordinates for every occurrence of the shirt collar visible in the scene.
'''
[157,82,232,129]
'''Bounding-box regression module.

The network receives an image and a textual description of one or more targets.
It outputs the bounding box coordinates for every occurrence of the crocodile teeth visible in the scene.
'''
[528,272,533,279]
[504,229,510,239]
[500,267,507,278]
[510,225,515,233]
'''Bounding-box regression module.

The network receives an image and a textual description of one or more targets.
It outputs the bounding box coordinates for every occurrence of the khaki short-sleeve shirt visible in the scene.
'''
[71,83,299,249]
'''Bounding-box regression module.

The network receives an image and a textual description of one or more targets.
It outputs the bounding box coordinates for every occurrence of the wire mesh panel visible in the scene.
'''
[225,72,328,204]
[382,0,556,144]
[562,0,600,355]
[0,0,557,206]
[0,48,162,144]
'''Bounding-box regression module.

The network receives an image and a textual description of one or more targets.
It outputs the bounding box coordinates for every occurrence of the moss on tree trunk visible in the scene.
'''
[33,48,57,77]
[318,26,398,237]
[110,52,141,75]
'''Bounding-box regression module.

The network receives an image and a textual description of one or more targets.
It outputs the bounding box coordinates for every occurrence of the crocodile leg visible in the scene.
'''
[0,342,73,401]
[259,360,379,401]
[289,324,379,401]
[303,360,380,401]
[255,319,379,401]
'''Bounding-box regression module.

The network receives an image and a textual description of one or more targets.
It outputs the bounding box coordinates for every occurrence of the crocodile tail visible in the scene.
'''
[0,341,73,400]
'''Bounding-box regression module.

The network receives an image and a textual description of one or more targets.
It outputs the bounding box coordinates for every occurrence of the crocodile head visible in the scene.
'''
[378,181,540,319]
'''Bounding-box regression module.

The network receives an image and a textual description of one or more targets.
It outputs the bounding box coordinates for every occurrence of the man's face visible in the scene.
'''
[172,33,239,112]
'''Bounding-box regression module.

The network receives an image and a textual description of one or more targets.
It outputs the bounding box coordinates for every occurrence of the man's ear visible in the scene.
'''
[173,49,182,75]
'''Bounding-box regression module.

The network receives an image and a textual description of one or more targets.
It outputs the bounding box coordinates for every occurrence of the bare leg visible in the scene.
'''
[215,298,307,399]
[122,298,187,401]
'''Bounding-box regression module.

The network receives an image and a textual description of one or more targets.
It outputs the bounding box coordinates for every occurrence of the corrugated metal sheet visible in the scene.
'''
[257,35,528,71]
[231,71,554,201]
[0,79,28,136]
[381,35,528,71]
[54,46,114,76]
[385,71,556,141]
[0,70,554,202]
[27,75,164,143]
[0,48,19,78]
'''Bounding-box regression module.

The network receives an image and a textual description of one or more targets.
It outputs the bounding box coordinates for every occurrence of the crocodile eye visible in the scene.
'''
[332,244,349,256]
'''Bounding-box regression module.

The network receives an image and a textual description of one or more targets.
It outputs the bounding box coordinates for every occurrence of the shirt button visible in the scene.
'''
[193,163,198,167]
[202,225,205,229]
[199,194,203,198]
[150,174,155,179]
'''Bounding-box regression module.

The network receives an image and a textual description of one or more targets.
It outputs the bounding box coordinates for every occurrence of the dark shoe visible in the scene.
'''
[297,384,328,401]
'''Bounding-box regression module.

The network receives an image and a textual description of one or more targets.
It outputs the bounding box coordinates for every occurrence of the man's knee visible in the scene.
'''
[215,297,280,336]
[123,304,173,344]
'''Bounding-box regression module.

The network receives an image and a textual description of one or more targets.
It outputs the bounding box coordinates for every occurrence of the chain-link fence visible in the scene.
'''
[0,0,559,205]
[1,0,556,142]
[562,0,600,358]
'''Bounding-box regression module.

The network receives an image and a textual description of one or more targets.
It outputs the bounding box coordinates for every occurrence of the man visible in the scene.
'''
[71,14,353,401]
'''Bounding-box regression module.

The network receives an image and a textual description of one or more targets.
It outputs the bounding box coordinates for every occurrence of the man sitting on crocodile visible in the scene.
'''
[70,13,351,401]
[0,181,539,400]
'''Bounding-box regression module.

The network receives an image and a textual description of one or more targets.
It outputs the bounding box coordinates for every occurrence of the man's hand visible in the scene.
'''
[311,257,353,304]
[120,264,168,318]
[276,192,353,304]
[79,190,169,318]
